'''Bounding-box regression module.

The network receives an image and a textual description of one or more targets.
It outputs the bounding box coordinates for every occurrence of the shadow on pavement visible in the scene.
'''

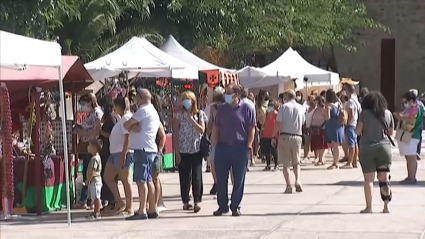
[312,180,425,187]
[246,180,425,187]
[1,210,354,226]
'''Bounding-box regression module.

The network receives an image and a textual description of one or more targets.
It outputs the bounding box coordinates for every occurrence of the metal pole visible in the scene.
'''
[58,67,72,227]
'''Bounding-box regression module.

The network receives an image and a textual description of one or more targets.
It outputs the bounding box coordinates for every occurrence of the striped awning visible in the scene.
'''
[220,71,239,86]
[204,70,239,87]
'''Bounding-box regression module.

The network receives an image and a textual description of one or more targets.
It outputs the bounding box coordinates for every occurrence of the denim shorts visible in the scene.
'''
[345,125,357,147]
[107,152,134,169]
[133,149,157,183]
[88,181,102,200]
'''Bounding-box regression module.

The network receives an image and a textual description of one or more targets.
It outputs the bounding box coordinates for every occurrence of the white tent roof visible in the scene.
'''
[160,35,235,72]
[85,37,199,81]
[0,31,62,69]
[262,47,339,86]
[237,66,290,88]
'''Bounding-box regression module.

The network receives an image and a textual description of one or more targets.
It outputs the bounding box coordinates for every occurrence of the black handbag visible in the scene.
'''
[197,112,211,158]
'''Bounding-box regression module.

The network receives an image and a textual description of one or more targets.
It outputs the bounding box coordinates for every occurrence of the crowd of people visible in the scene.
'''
[74,82,424,219]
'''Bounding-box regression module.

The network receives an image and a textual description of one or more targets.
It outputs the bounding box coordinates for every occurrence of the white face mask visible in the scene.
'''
[80,104,91,112]
[404,103,410,109]
[296,96,301,101]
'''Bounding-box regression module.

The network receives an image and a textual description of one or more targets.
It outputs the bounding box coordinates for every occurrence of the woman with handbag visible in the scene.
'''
[74,93,103,209]
[310,96,329,166]
[324,89,345,170]
[394,91,423,184]
[173,90,207,213]
[355,91,394,213]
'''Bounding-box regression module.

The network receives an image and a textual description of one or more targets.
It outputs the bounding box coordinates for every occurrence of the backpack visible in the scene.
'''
[337,103,348,125]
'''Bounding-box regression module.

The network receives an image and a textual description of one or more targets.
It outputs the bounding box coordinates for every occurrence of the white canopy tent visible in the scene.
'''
[161,35,235,72]
[85,37,199,81]
[0,31,72,227]
[237,66,290,88]
[261,47,340,87]
[239,47,339,90]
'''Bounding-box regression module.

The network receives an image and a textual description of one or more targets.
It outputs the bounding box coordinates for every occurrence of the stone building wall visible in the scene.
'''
[334,0,425,106]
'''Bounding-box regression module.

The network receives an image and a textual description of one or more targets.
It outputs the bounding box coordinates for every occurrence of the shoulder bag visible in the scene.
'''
[197,112,211,158]
[394,121,414,144]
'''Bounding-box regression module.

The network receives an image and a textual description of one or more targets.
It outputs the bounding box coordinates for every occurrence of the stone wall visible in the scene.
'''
[334,0,425,106]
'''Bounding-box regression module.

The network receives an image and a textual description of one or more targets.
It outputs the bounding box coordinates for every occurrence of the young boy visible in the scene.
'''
[85,139,103,219]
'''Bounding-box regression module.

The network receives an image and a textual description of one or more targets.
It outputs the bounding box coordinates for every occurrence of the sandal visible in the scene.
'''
[340,164,353,169]
[314,161,324,166]
[120,208,134,215]
[183,204,194,210]
[284,186,293,194]
[85,213,101,220]
[327,164,339,170]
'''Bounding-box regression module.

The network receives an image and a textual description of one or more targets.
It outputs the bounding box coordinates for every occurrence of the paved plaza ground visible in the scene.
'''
[1,147,425,239]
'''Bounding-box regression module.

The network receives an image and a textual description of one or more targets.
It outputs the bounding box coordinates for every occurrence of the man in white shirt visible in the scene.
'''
[124,88,165,220]
[272,90,305,194]
[343,84,361,169]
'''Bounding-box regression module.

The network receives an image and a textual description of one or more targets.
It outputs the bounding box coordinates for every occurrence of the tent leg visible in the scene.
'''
[58,67,72,227]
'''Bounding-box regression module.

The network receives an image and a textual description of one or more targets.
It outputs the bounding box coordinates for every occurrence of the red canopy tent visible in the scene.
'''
[0,55,92,131]
[0,55,92,98]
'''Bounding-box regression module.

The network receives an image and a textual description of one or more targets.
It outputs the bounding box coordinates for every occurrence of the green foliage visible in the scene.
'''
[0,0,386,66]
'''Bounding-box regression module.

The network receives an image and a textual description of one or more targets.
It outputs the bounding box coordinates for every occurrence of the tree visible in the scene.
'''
[0,0,385,67]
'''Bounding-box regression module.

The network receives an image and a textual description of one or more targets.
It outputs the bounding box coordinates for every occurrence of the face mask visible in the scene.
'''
[404,103,410,109]
[224,94,233,103]
[81,104,90,112]
[296,96,301,101]
[267,106,274,112]
[182,99,192,109]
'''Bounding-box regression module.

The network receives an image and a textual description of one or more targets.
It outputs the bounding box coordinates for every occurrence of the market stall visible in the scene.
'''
[0,31,91,226]
[0,31,62,219]
[160,35,238,106]
[85,36,200,172]
[1,56,92,215]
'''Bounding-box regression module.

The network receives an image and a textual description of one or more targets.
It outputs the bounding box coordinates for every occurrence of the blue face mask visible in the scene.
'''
[182,99,192,109]
[224,94,233,103]
[267,106,274,112]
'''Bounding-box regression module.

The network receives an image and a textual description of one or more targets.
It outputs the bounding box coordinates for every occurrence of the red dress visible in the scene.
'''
[309,108,329,151]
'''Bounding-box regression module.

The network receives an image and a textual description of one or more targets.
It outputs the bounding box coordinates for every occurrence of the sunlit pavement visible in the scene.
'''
[1,143,425,239]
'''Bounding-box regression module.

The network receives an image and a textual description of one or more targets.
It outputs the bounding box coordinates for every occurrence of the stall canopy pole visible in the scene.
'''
[57,67,72,227]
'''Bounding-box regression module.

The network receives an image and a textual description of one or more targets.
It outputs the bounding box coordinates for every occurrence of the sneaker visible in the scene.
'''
[273,166,280,171]
[399,178,417,185]
[231,209,242,217]
[125,212,148,220]
[157,201,167,212]
[213,209,229,216]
